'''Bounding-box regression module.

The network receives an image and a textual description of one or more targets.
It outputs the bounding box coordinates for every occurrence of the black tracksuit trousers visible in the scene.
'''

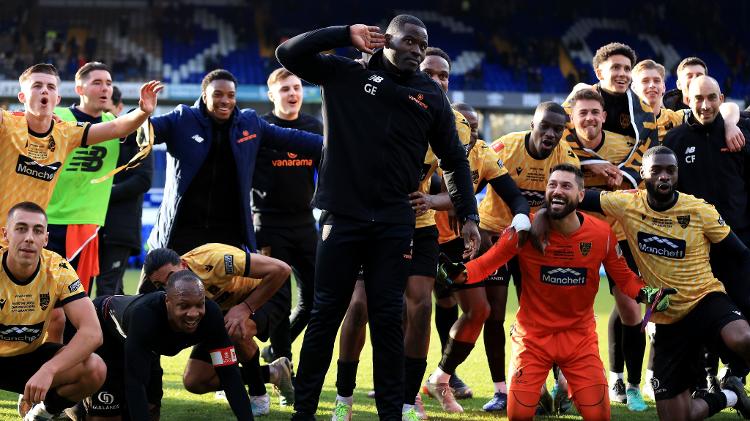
[293,213,414,420]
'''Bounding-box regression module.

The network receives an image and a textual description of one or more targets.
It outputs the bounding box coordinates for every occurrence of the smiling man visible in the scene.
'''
[565,146,750,420]
[438,164,666,421]
[252,67,323,370]
[146,69,323,256]
[277,14,478,420]
[88,270,253,420]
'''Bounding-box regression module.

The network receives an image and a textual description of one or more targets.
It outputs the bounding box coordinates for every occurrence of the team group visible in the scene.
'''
[1,13,750,421]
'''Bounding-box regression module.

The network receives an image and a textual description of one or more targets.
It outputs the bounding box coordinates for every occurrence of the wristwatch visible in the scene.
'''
[460,214,480,225]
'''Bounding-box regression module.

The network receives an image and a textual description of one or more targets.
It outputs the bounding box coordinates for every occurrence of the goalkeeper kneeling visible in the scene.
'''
[437,164,673,421]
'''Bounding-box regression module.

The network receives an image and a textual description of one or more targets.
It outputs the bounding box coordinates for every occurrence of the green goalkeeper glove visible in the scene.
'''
[436,253,467,287]
[637,287,677,312]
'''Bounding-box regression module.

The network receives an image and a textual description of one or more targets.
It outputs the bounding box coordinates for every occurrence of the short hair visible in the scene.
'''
[452,102,475,115]
[570,88,605,109]
[677,57,708,74]
[75,61,110,84]
[633,59,665,79]
[143,248,181,279]
[19,63,58,85]
[111,86,122,106]
[550,163,585,189]
[592,42,637,70]
[7,202,47,222]
[425,47,451,70]
[267,67,297,88]
[386,14,426,35]
[643,145,676,162]
[201,69,237,94]
[535,101,567,117]
[165,269,203,292]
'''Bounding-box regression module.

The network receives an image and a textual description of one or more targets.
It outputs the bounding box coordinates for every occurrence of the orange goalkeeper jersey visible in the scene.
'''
[465,212,644,335]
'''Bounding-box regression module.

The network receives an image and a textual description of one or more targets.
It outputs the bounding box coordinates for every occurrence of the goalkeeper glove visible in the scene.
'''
[436,253,467,287]
[637,286,677,312]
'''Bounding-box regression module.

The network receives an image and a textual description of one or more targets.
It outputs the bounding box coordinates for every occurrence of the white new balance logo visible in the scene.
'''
[642,236,679,249]
[192,134,204,143]
[546,268,582,276]
[685,146,695,154]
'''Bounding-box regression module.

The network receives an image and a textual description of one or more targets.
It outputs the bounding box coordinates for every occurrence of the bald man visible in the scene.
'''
[663,75,750,383]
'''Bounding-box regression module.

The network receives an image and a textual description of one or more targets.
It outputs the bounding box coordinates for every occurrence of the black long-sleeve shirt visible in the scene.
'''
[99,293,252,420]
[100,110,154,251]
[276,26,477,225]
[253,112,323,227]
[663,113,750,232]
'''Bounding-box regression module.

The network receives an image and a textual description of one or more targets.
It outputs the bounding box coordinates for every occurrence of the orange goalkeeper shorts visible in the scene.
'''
[508,325,606,395]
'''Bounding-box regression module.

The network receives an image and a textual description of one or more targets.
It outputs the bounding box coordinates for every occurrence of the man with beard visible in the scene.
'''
[438,163,668,421]
[448,101,578,413]
[276,16,479,420]
[563,88,652,410]
[535,146,750,419]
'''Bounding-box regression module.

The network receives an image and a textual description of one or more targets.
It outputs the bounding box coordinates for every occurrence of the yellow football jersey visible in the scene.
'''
[182,243,262,311]
[0,248,84,356]
[479,131,580,232]
[436,139,507,243]
[600,190,729,323]
[564,129,636,189]
[415,109,472,229]
[655,108,686,142]
[566,129,644,239]
[0,110,88,228]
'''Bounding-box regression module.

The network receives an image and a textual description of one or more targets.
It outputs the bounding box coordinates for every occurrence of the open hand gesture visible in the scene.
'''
[138,80,165,115]
[349,25,386,54]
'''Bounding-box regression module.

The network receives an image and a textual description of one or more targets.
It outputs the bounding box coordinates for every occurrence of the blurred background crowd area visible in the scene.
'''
[1,0,749,101]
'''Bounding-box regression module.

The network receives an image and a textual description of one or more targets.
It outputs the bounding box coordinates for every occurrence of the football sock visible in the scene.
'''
[483,319,506,382]
[336,360,359,398]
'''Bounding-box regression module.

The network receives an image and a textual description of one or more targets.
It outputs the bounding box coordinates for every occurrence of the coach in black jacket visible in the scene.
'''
[277,15,479,420]
[663,76,750,239]
[663,75,750,379]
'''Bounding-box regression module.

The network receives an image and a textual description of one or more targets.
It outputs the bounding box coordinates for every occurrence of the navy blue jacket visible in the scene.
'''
[147,98,323,251]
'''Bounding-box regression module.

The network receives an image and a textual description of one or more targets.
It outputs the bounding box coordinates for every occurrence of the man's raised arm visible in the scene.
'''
[276,25,384,85]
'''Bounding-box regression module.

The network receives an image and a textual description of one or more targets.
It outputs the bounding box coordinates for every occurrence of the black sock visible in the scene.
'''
[404,357,427,405]
[695,390,728,417]
[438,338,474,376]
[608,308,624,374]
[242,352,267,396]
[43,389,76,415]
[705,350,720,377]
[483,319,506,382]
[336,360,359,397]
[261,365,271,384]
[435,304,458,353]
[622,322,646,385]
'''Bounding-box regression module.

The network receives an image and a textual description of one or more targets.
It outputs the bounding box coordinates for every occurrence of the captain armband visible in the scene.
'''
[209,346,238,367]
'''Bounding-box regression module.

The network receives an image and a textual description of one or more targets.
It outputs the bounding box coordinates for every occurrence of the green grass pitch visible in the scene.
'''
[0,271,744,420]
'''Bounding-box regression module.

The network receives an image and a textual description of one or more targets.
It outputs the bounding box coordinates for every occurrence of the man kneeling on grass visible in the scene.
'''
[439,164,673,421]
[86,270,251,420]
[139,244,293,416]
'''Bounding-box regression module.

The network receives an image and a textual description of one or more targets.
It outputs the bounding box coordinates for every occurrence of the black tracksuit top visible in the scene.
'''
[276,26,477,225]
[663,113,750,232]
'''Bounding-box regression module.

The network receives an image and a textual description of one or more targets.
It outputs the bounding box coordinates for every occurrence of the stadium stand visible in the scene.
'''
[2,0,749,98]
